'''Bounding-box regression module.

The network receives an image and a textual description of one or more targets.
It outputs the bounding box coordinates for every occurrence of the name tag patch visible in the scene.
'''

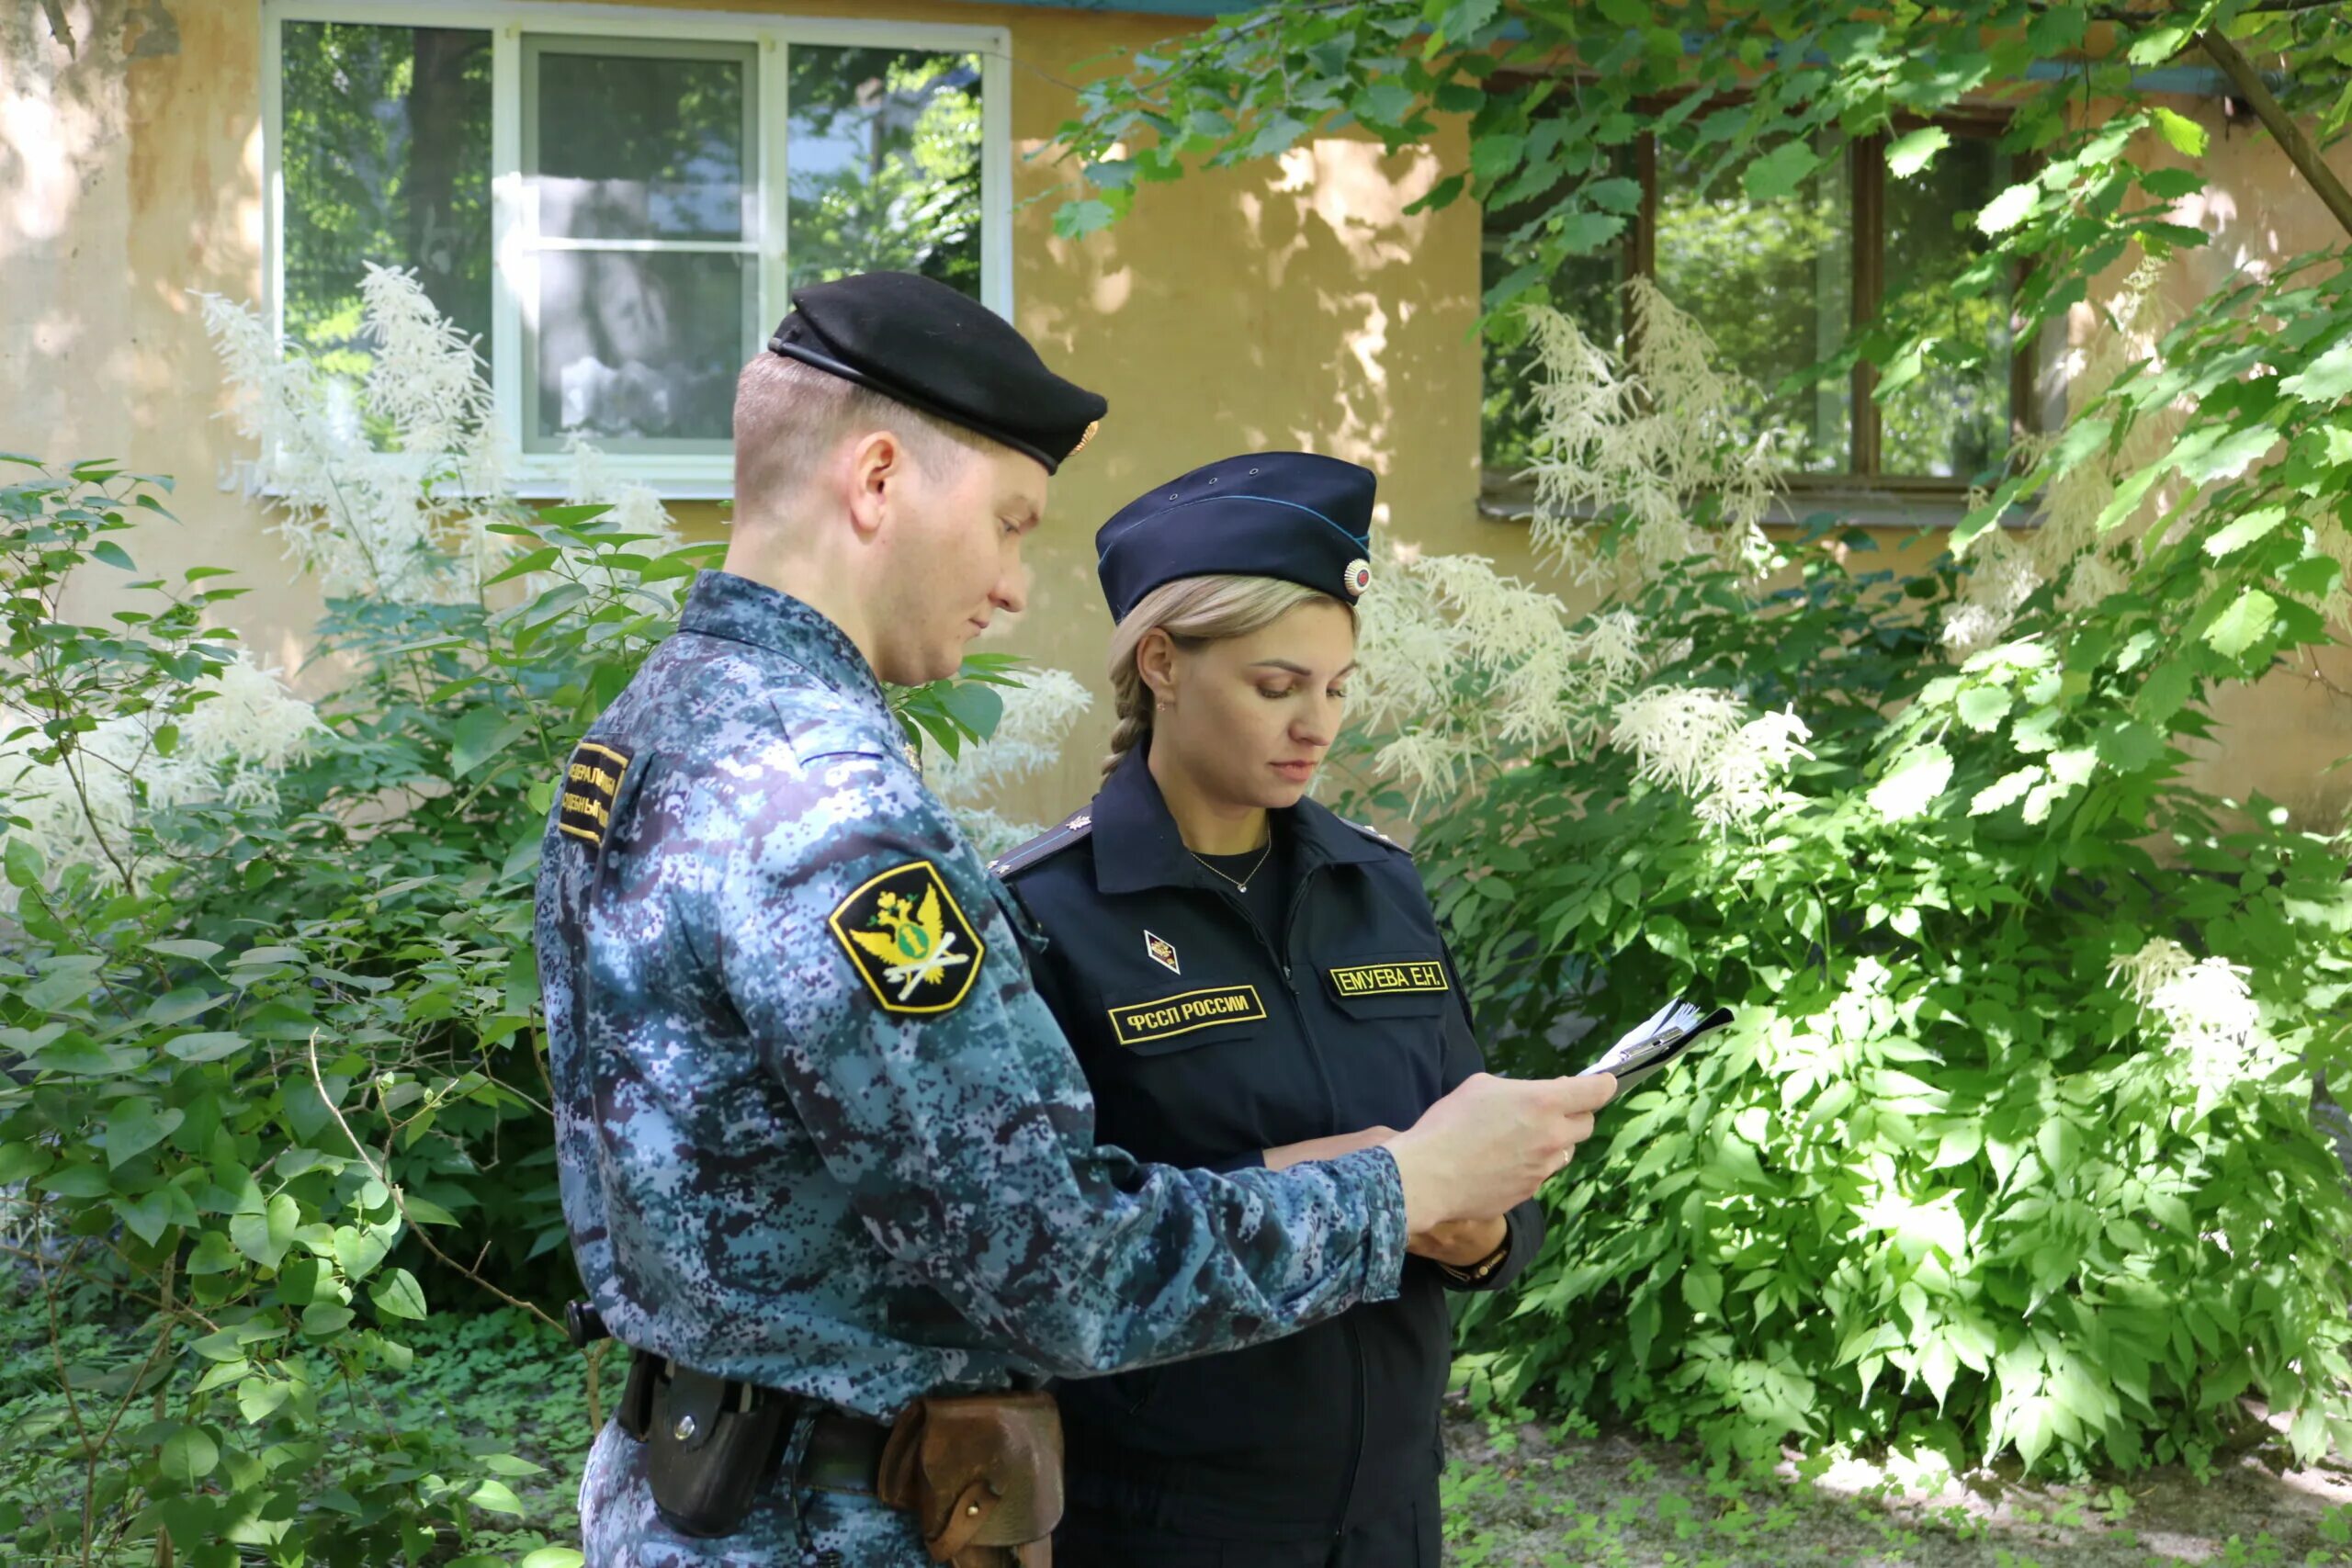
[559,739,636,849]
[1329,960,1449,997]
[1108,985,1267,1048]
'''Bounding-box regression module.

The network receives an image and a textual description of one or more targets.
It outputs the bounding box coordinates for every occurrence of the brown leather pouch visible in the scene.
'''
[875,1391,1063,1568]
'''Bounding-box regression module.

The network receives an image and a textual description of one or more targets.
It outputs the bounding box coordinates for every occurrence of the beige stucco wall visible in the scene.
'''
[4,2,2347,830]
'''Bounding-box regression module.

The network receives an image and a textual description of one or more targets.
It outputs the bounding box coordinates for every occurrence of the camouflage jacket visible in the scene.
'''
[534,570,1407,1419]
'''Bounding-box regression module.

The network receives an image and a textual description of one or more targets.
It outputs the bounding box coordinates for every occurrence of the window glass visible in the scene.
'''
[523,39,758,451]
[787,48,985,298]
[1481,173,1626,475]
[1653,143,1852,474]
[279,22,492,396]
[1880,134,2016,479]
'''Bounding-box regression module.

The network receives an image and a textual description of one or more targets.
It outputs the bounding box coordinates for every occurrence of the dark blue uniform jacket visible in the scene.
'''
[994,748,1544,1540]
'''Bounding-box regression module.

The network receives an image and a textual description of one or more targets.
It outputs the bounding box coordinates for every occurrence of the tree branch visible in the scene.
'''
[2200,28,2352,242]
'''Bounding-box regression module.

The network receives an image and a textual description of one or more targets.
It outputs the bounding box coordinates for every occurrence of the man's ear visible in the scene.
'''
[844,430,907,541]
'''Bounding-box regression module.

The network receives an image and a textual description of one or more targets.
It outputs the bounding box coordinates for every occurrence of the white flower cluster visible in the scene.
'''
[1350,550,1655,800]
[200,265,512,604]
[0,653,324,888]
[2109,935,2273,1098]
[929,669,1094,857]
[1520,279,1777,588]
[1940,523,2044,661]
[1608,684,1813,829]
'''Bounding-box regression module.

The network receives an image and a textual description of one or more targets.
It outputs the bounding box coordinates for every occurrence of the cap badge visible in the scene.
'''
[1145,930,1181,976]
[1070,419,1102,458]
[1343,558,1373,598]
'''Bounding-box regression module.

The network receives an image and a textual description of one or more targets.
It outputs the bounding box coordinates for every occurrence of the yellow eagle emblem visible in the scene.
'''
[828,860,987,1015]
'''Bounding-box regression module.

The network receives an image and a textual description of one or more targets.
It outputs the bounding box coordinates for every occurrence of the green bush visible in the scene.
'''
[1407,516,2352,1476]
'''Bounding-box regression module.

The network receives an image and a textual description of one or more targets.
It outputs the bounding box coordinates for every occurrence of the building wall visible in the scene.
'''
[4,2,2347,833]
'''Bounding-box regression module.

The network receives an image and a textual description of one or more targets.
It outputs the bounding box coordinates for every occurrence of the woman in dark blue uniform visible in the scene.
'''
[991,452,1544,1567]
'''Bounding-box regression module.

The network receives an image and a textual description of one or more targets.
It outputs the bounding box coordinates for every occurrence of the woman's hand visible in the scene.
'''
[1262,1125,1397,1171]
[1408,1217,1508,1268]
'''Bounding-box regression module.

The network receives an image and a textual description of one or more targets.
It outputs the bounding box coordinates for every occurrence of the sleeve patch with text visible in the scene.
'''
[558,739,636,850]
[828,860,988,1016]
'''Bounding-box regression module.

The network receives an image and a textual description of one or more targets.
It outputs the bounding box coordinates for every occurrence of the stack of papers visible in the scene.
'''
[1578,998,1736,1095]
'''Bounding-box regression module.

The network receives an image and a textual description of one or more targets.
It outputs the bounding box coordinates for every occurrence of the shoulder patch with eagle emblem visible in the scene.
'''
[827,860,987,1016]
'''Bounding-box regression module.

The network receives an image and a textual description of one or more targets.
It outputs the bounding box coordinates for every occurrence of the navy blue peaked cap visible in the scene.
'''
[769,271,1107,474]
[1094,452,1377,623]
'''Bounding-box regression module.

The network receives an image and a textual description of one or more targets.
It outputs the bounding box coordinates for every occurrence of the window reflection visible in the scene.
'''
[1881,135,2016,479]
[1653,145,1852,473]
[787,48,984,299]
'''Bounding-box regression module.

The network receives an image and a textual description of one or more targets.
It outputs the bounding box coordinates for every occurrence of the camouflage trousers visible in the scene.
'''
[580,1418,930,1567]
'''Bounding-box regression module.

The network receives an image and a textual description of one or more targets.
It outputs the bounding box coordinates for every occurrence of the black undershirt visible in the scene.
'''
[1191,821,1292,953]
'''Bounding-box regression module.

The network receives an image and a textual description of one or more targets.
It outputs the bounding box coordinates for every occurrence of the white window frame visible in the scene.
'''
[261,0,1015,498]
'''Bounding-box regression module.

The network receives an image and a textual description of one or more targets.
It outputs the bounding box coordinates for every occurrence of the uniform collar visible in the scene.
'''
[1090,743,1387,896]
[678,570,889,716]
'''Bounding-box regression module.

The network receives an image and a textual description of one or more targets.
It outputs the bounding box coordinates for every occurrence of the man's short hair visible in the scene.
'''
[733,353,997,516]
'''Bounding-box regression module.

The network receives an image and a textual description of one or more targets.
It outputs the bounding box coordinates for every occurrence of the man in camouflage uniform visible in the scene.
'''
[536,272,1611,1566]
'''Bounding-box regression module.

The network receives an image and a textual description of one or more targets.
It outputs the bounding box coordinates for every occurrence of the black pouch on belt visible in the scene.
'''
[644,1365,789,1538]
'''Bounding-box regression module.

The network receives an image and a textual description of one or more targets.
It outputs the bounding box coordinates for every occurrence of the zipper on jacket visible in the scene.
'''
[1206,859,1367,1530]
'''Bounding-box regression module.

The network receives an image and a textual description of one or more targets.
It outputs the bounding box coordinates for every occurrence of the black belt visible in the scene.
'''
[623,1348,892,1495]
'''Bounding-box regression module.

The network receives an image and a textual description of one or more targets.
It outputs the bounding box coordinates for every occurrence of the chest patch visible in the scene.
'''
[1108,985,1267,1048]
[830,860,987,1016]
[1328,959,1449,998]
[558,739,636,849]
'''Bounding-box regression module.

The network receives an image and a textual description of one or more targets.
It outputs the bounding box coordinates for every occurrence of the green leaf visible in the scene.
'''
[157,1426,219,1484]
[165,1031,248,1063]
[1869,743,1953,823]
[114,1190,175,1247]
[1744,141,1820,201]
[1886,127,1950,180]
[185,1230,241,1276]
[0,1143,55,1184]
[1357,82,1415,128]
[1053,199,1117,240]
[91,540,136,571]
[104,1098,181,1168]
[2282,340,2352,405]
[232,1192,300,1269]
[1978,182,2038,234]
[450,706,526,780]
[1956,685,2013,731]
[301,1302,356,1337]
[370,1267,428,1321]
[469,1478,526,1516]
[2203,506,2287,558]
[2203,588,2278,660]
[519,1551,587,1568]
[2150,106,2208,157]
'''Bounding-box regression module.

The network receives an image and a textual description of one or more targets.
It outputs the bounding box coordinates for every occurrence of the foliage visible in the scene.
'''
[1051,0,2352,1479]
[0,271,1030,1561]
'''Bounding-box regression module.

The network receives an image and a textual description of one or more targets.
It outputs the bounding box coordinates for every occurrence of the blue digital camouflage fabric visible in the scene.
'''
[536,570,1408,1564]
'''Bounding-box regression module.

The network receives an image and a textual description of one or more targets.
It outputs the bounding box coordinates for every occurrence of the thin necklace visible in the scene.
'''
[1190,838,1273,894]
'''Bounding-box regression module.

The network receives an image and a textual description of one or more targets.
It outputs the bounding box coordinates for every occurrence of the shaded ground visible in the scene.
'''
[1442,1401,2352,1567]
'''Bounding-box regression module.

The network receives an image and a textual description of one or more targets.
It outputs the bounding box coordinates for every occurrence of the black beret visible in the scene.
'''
[1095,452,1377,623]
[767,271,1108,474]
